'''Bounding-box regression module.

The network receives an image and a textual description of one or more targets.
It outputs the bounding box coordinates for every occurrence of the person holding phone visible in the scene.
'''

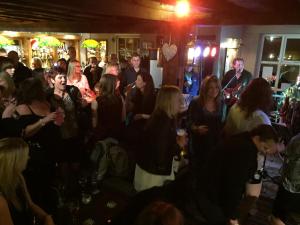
[187,75,224,172]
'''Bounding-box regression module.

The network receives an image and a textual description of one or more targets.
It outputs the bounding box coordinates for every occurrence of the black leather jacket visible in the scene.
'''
[137,110,181,175]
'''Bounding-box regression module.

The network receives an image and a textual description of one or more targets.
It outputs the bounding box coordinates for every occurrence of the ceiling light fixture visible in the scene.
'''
[0,35,14,47]
[175,0,190,17]
[81,39,99,48]
[35,35,63,47]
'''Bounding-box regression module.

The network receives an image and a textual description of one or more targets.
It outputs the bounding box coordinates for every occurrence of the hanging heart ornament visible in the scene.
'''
[162,43,177,61]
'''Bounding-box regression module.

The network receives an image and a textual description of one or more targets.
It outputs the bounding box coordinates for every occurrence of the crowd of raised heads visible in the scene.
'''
[0,50,298,225]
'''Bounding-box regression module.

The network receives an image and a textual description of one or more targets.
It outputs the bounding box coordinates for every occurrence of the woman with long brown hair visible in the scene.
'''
[127,72,156,120]
[125,73,156,143]
[223,77,275,219]
[91,74,125,141]
[224,77,273,135]
[187,75,224,170]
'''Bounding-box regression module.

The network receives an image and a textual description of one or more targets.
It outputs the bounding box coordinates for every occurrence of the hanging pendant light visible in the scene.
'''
[35,35,63,48]
[0,35,14,47]
[81,39,99,48]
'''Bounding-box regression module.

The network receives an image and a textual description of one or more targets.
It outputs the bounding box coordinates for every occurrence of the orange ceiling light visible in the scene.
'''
[175,0,190,17]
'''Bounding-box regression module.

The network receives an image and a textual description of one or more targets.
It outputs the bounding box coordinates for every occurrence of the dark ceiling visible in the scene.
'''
[198,0,300,24]
[0,0,300,33]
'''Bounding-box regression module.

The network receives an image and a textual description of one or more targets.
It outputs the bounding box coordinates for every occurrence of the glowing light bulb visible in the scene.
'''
[194,46,201,58]
[175,0,190,17]
[211,47,217,57]
[203,47,210,58]
[187,48,194,60]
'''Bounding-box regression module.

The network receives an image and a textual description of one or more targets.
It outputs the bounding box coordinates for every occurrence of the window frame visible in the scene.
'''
[258,34,300,89]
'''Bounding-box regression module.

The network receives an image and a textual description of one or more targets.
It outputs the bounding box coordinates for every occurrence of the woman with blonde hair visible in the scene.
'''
[134,85,187,192]
[0,138,55,225]
[0,71,16,115]
[0,71,17,137]
[31,57,46,87]
[32,57,43,70]
[187,75,224,170]
[67,60,94,102]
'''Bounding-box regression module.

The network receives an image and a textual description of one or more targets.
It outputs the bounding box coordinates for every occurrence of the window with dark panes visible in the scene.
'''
[284,39,300,61]
[259,35,300,90]
[118,38,140,61]
[261,36,282,62]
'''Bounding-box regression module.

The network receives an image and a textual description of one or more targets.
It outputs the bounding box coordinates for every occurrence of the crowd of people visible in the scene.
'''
[0,49,299,225]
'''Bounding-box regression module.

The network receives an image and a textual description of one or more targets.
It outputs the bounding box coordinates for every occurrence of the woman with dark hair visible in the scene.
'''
[125,73,156,143]
[128,73,156,120]
[47,66,87,191]
[56,58,67,74]
[13,77,61,215]
[223,77,274,218]
[187,75,224,169]
[0,57,15,78]
[224,77,273,135]
[91,74,125,140]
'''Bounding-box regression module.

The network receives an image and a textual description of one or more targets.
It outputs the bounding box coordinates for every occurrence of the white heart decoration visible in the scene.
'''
[162,43,177,62]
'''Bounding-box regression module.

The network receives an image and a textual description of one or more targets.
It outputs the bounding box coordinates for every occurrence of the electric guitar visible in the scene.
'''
[223,82,243,106]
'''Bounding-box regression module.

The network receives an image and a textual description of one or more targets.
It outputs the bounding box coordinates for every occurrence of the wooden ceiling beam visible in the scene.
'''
[0,19,171,33]
[0,0,209,22]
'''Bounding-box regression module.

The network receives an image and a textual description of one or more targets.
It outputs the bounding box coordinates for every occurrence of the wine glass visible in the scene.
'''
[78,175,92,204]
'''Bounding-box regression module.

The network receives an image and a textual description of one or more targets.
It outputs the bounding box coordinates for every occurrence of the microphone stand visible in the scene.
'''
[221,71,239,119]
[222,71,239,92]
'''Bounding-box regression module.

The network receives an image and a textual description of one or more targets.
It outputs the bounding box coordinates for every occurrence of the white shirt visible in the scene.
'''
[224,103,271,135]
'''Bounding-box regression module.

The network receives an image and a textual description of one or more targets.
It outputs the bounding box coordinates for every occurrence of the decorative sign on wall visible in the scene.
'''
[161,34,177,62]
[162,43,177,61]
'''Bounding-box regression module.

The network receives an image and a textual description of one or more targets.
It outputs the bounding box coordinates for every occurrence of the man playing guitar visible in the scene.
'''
[222,58,252,106]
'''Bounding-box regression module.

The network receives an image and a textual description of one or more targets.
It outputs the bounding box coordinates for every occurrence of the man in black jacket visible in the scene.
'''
[83,57,102,89]
[7,50,32,88]
[120,53,147,95]
[222,58,252,107]
[191,124,279,225]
